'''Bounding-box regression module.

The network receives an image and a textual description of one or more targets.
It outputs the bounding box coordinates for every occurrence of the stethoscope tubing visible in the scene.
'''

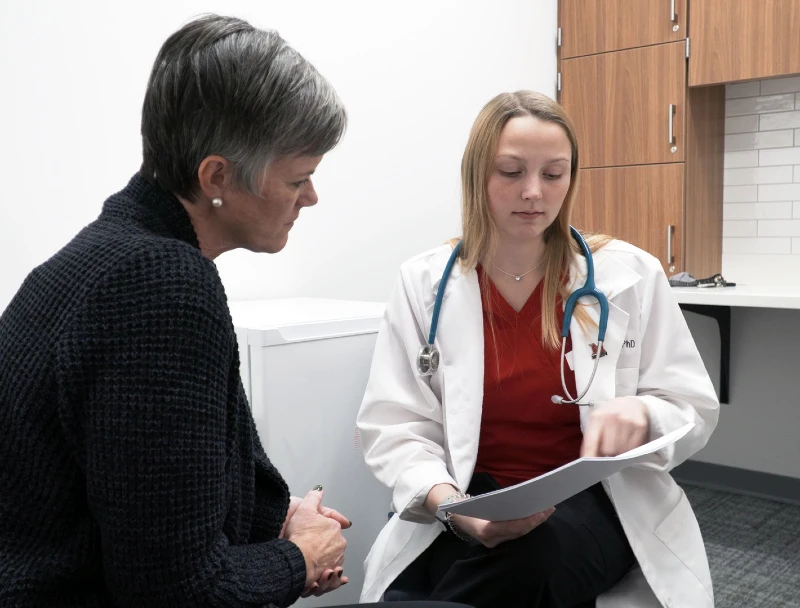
[417,227,610,407]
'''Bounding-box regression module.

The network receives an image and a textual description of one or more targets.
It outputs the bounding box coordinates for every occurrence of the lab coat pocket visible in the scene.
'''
[655,490,714,598]
[614,367,639,397]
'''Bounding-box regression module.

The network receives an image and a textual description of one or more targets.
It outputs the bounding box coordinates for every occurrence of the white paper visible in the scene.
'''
[439,422,695,521]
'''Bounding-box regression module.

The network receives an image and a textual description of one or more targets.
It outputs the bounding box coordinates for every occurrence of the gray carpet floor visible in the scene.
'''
[682,484,800,607]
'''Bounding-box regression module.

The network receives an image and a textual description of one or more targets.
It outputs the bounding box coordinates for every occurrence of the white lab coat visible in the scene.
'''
[356,240,720,608]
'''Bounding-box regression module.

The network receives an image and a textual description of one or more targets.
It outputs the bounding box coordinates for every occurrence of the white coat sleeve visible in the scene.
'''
[633,259,720,472]
[356,271,458,524]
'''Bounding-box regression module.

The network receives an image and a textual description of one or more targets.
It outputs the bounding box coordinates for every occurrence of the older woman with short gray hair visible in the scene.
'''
[0,15,469,608]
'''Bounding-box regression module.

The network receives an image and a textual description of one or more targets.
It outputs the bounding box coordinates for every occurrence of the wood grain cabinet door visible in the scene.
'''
[689,0,800,86]
[561,41,686,169]
[571,164,684,274]
[560,0,687,58]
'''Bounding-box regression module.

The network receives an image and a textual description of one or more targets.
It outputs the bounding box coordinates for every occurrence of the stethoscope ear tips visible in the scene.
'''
[551,395,563,404]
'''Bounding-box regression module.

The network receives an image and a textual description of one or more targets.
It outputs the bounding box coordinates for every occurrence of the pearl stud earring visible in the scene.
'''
[211,198,223,208]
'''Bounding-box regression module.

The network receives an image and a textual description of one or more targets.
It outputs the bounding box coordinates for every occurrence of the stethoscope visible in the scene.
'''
[416,226,609,407]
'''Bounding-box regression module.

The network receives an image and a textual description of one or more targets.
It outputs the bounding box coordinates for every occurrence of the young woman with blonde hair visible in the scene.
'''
[357,91,719,608]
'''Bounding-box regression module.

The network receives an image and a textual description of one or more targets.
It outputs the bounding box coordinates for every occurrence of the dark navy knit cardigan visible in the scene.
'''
[0,174,306,607]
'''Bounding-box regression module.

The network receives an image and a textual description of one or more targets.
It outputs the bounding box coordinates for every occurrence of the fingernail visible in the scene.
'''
[348,519,353,527]
[313,485,323,491]
[337,570,344,578]
[327,572,334,581]
[311,583,319,589]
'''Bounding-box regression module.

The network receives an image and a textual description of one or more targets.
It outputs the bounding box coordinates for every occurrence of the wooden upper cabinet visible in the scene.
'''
[560,0,687,58]
[561,41,686,168]
[571,164,685,274]
[689,0,800,86]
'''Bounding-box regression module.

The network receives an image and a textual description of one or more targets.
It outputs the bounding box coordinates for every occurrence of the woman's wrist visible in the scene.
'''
[444,512,474,542]
[423,483,460,515]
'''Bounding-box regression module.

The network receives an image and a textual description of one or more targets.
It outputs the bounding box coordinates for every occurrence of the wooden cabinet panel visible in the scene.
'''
[689,0,800,86]
[560,0,686,58]
[561,41,686,169]
[684,86,725,277]
[571,164,684,273]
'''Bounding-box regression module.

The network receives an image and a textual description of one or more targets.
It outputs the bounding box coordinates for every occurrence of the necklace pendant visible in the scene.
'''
[514,275,521,281]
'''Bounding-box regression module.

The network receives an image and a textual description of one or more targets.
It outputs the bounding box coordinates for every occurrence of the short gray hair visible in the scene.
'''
[141,14,347,200]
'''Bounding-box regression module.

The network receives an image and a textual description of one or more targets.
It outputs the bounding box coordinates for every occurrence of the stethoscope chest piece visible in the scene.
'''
[417,344,440,376]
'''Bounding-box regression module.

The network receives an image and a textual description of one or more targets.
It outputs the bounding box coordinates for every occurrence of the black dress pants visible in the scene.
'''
[388,475,635,608]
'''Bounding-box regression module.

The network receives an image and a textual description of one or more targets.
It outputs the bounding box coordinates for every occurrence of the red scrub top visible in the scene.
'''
[473,266,583,489]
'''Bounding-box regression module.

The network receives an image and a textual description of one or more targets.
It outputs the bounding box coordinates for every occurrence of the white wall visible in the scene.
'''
[722,75,800,285]
[0,0,558,311]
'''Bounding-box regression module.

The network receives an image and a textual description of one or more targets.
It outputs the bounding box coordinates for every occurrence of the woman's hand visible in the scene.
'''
[300,566,349,598]
[580,396,650,457]
[425,483,554,548]
[449,508,556,549]
[285,489,348,593]
[280,489,352,597]
[279,495,351,540]
[279,496,302,540]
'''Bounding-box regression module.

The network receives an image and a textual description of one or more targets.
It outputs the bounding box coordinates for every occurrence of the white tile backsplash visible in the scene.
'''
[723,202,793,220]
[758,183,800,201]
[759,147,800,166]
[723,185,758,202]
[724,166,794,185]
[724,150,759,168]
[726,93,795,117]
[758,220,800,237]
[722,220,758,237]
[723,77,800,261]
[725,130,794,151]
[723,237,791,254]
[726,81,761,99]
[725,115,759,134]
[760,110,800,131]
[761,76,800,95]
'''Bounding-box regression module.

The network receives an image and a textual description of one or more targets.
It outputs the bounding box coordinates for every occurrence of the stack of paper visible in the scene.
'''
[438,422,695,521]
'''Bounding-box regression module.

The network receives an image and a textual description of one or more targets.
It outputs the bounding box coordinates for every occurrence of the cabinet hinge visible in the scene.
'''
[686,37,690,59]
[557,72,562,93]
[557,27,562,48]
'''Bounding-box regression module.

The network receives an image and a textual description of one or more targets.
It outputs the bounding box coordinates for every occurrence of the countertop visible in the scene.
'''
[672,285,800,310]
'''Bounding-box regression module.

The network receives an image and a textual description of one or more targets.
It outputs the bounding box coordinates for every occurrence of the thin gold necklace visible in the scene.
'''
[490,257,545,281]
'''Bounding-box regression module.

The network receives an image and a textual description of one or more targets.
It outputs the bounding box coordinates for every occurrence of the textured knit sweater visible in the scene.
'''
[0,174,306,607]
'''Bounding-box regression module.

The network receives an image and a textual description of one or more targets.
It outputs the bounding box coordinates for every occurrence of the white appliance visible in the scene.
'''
[228,298,391,607]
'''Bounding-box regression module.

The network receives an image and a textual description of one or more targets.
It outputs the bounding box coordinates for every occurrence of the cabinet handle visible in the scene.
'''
[666,225,675,264]
[670,0,677,22]
[668,104,676,145]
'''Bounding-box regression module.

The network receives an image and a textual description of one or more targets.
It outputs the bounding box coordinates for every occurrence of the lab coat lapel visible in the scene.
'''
[428,251,483,492]
[567,249,640,430]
